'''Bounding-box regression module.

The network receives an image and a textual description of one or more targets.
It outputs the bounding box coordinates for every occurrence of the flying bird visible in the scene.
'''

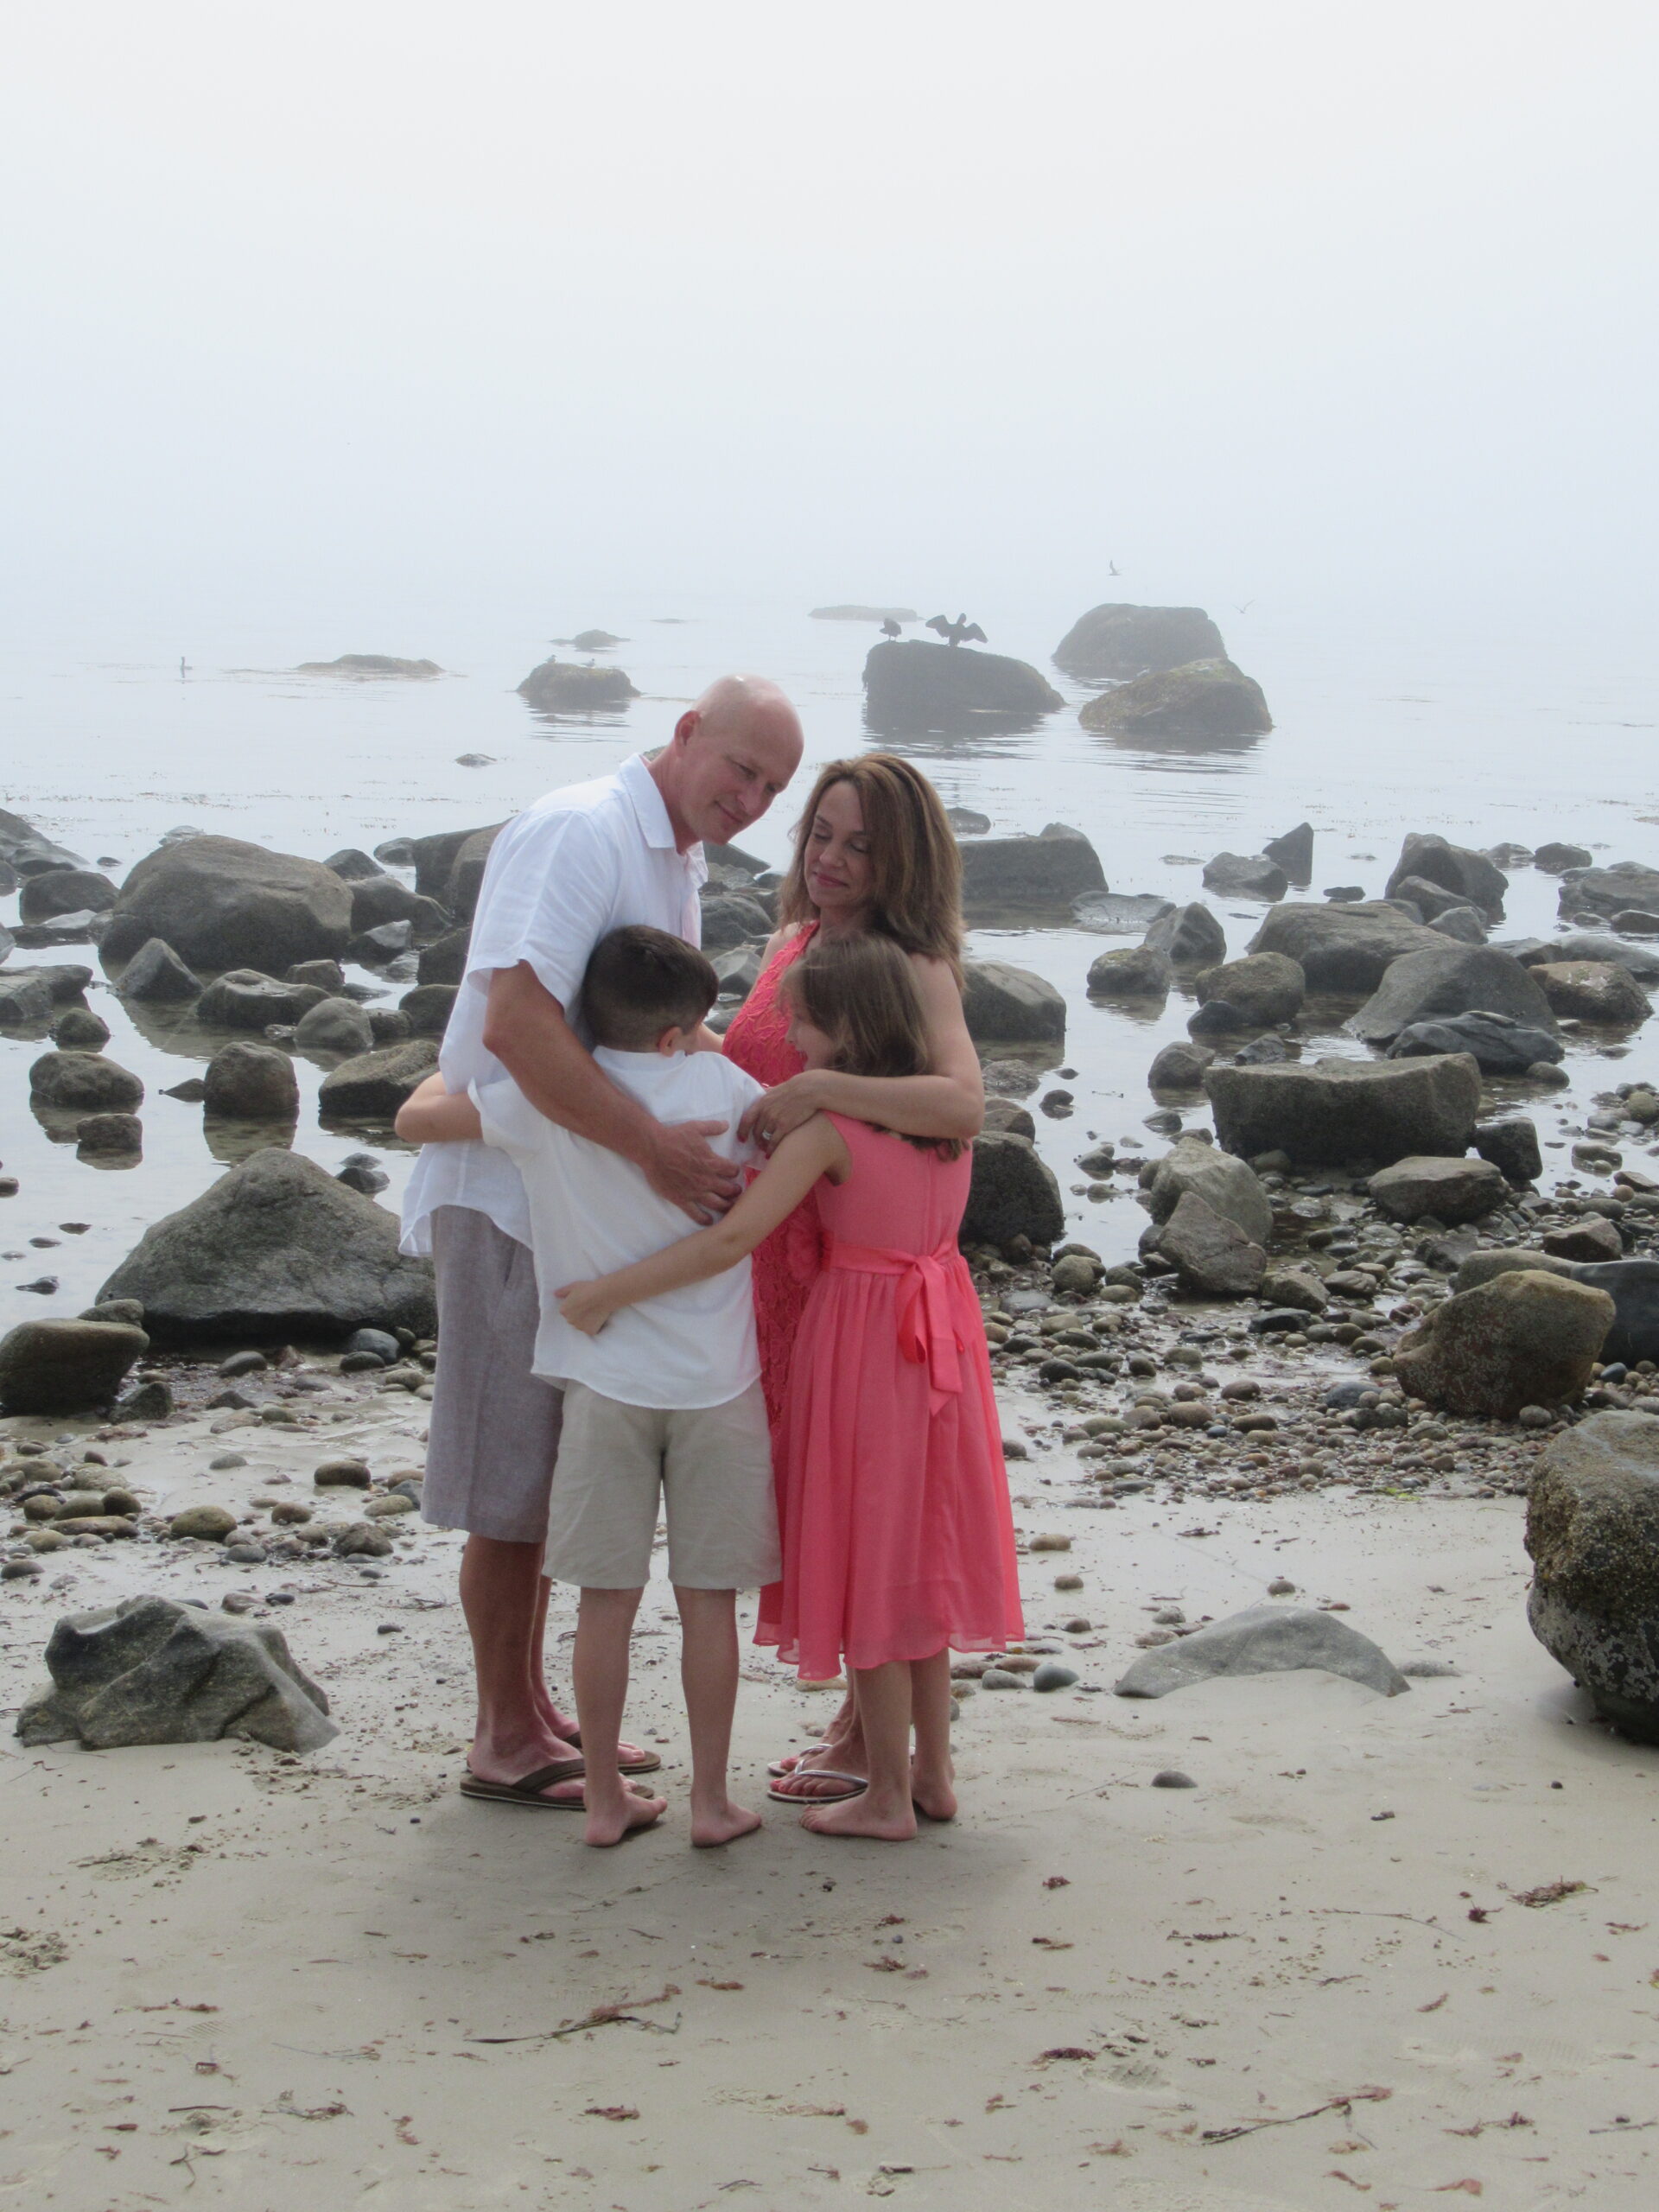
[1234,600,1255,613]
[925,613,988,648]
[1108,561,1121,577]
[880,617,901,639]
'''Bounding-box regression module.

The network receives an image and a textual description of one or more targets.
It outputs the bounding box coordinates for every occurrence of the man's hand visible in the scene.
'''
[645,1117,743,1224]
[555,1281,613,1337]
[737,1072,825,1151]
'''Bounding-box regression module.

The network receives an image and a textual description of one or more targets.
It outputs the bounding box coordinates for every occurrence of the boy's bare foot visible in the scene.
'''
[800,1793,918,1841]
[690,1796,764,1848]
[583,1785,668,1848]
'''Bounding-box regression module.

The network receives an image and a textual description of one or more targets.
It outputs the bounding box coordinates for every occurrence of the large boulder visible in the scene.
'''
[19,867,117,920]
[99,1146,435,1344]
[1078,658,1271,742]
[29,1051,143,1113]
[1534,841,1593,873]
[862,640,1062,728]
[1453,1253,1659,1368]
[317,1037,440,1120]
[1386,1009,1564,1074]
[1526,1412,1659,1742]
[1144,901,1226,966]
[399,982,459,1037]
[1389,874,1479,923]
[698,891,774,950]
[1246,902,1442,994]
[1262,823,1314,881]
[1052,603,1226,679]
[1194,953,1305,1025]
[961,961,1066,1046]
[1205,1052,1481,1167]
[0,804,85,876]
[116,937,202,1003]
[1086,945,1173,998]
[1148,1190,1265,1296]
[406,824,499,904]
[417,927,472,986]
[0,1319,149,1414]
[1347,944,1556,1044]
[1115,1604,1408,1699]
[517,658,639,712]
[0,969,54,1025]
[961,1132,1065,1248]
[197,969,329,1030]
[1529,961,1649,1025]
[1201,852,1287,901]
[445,826,505,925]
[1559,861,1659,921]
[202,1042,300,1120]
[348,873,450,938]
[1367,1154,1507,1225]
[1516,931,1659,982]
[958,826,1105,916]
[101,836,353,972]
[296,654,440,678]
[16,1594,336,1754]
[1384,834,1508,919]
[1146,1135,1273,1245]
[1392,1270,1614,1418]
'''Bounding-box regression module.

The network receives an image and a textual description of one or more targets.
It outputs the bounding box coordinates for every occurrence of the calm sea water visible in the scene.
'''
[3,589,1656,1332]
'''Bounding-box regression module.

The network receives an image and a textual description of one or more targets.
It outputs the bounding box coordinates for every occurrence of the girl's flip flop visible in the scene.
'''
[766,1745,830,1779]
[766,1768,868,1805]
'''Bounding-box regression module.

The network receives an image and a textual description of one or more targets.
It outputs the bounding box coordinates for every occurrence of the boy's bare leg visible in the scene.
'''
[907,1650,957,1821]
[572,1586,665,1847]
[798,1662,918,1841]
[461,1535,578,1789]
[673,1586,762,1847]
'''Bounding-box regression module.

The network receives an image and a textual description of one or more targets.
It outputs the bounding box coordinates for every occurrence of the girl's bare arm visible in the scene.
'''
[394,1073,484,1145]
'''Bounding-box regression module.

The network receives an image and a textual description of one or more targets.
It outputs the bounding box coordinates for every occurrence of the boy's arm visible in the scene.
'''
[394,1072,484,1145]
[555,1116,846,1335]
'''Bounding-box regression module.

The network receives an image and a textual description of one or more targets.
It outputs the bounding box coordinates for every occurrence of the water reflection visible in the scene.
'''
[204,1116,296,1165]
[860,711,1047,756]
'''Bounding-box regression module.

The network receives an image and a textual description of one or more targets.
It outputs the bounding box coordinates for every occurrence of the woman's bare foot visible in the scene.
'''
[583,1783,667,1848]
[690,1794,764,1848]
[800,1792,917,1841]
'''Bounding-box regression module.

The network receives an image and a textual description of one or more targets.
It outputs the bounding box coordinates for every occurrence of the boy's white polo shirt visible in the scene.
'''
[474,1049,766,1411]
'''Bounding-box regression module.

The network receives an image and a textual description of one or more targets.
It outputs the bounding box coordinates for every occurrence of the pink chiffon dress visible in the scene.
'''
[757,1113,1025,1681]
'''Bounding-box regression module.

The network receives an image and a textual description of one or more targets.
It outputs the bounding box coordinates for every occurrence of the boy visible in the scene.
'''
[398,925,779,1847]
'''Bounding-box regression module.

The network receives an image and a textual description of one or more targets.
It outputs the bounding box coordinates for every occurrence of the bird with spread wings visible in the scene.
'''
[925,612,987,648]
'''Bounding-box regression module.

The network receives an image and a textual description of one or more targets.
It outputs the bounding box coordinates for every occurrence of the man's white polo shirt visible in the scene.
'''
[474,1052,765,1409]
[400,753,709,1255]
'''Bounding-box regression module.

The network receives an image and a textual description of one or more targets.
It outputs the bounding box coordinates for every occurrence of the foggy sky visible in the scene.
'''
[3,2,1655,633]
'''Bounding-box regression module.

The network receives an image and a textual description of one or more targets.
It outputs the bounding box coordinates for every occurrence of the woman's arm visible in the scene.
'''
[740,955,984,1147]
[394,1072,484,1145]
[556,1116,848,1335]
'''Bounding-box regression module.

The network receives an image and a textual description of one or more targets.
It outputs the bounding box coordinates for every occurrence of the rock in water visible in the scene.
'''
[98,1146,435,1344]
[1262,823,1314,881]
[1071,891,1174,932]
[1146,1135,1273,1244]
[0,969,54,1024]
[416,929,471,986]
[1427,905,1488,944]
[399,982,459,1037]
[0,1320,149,1413]
[1558,861,1659,921]
[202,1042,300,1120]
[1527,1412,1659,1742]
[1384,833,1509,919]
[962,1132,1065,1248]
[29,1051,144,1113]
[116,937,202,1002]
[1114,1604,1409,1699]
[1472,1117,1543,1185]
[101,836,353,972]
[404,824,499,904]
[958,826,1106,915]
[52,1005,111,1048]
[19,867,117,919]
[1194,953,1305,1026]
[1534,841,1592,873]
[1148,1041,1216,1090]
[961,961,1067,1045]
[982,1096,1036,1138]
[444,826,505,924]
[77,1111,142,1159]
[1144,902,1226,966]
[324,847,382,880]
[1078,658,1272,742]
[862,639,1062,728]
[698,891,773,950]
[1052,602,1226,678]
[516,658,639,712]
[1151,1190,1266,1295]
[1202,852,1288,900]
[317,1038,440,1120]
[1347,944,1555,1044]
[0,804,86,874]
[296,654,441,678]
[1529,961,1650,1025]
[1518,931,1659,982]
[1385,1010,1563,1074]
[1205,1052,1480,1166]
[1543,1217,1624,1263]
[1392,1270,1615,1417]
[1246,901,1443,993]
[1367,1154,1508,1224]
[1088,945,1174,998]
[16,1594,336,1753]
[294,995,376,1054]
[197,969,329,1029]
[1453,1253,1659,1367]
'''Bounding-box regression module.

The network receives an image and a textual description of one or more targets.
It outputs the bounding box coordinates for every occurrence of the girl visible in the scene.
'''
[558,932,1023,1841]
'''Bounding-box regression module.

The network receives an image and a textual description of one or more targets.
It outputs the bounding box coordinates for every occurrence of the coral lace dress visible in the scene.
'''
[758,1114,1025,1681]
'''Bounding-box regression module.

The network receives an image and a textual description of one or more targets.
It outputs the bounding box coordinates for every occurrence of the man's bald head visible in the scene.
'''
[654,672,804,853]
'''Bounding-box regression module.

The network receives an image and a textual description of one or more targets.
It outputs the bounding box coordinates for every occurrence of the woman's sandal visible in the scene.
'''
[766,1745,831,1780]
[766,1768,868,1805]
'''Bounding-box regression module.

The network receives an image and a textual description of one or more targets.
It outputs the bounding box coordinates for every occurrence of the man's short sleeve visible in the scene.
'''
[465,808,618,1014]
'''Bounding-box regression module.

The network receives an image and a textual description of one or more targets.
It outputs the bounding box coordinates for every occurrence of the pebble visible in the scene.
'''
[1052,1571,1084,1591]
[2,1557,41,1580]
[1032,1662,1079,1691]
[168,1503,238,1541]
[1028,1533,1071,1553]
[221,1592,258,1614]
[1062,1616,1092,1632]
[209,1452,248,1471]
[1151,1770,1197,1789]
[1267,1576,1297,1596]
[980,1667,1026,1689]
[315,1458,372,1489]
[225,1541,267,1565]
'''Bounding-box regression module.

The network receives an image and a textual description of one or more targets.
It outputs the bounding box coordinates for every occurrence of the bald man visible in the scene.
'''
[400,676,804,1806]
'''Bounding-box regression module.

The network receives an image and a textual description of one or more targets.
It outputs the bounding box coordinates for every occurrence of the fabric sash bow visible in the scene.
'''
[824,1237,966,1413]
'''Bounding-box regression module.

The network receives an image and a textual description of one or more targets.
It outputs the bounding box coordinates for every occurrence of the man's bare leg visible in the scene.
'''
[674,1586,762,1847]
[572,1586,666,1847]
[526,1571,580,1740]
[461,1535,575,1789]
[799,1661,918,1840]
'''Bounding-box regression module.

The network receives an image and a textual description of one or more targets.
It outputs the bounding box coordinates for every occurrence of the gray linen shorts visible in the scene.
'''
[547,1379,781,1591]
[423,1205,563,1545]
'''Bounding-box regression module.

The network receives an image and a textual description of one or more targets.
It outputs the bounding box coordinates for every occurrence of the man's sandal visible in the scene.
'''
[766,1768,868,1805]
[459,1758,587,1808]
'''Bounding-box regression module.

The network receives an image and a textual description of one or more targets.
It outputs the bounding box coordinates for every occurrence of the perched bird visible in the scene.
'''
[925,613,988,649]
[880,617,902,639]
[1108,560,1121,577]
[178,656,188,678]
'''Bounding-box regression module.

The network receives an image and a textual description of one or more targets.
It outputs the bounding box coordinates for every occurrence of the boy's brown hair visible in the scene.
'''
[783,931,963,1160]
[582,925,718,1050]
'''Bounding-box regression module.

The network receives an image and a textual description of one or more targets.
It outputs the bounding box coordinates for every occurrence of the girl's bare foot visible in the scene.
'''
[583,1784,667,1847]
[800,1792,917,1841]
[690,1795,764,1848]
[910,1756,957,1822]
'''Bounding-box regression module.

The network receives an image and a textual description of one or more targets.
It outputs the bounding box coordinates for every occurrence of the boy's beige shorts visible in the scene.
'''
[547,1379,780,1591]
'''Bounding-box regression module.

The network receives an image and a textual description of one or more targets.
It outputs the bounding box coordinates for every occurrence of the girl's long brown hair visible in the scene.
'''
[784,933,964,1160]
[778,753,963,980]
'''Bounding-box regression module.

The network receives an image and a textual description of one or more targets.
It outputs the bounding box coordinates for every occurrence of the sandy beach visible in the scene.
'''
[4,1356,1657,2212]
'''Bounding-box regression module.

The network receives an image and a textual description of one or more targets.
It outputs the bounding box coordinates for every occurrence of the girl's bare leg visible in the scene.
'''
[907,1651,957,1821]
[798,1662,918,1840]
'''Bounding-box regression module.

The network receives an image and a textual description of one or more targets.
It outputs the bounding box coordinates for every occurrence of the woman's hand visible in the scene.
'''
[555,1281,615,1337]
[738,1071,827,1150]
